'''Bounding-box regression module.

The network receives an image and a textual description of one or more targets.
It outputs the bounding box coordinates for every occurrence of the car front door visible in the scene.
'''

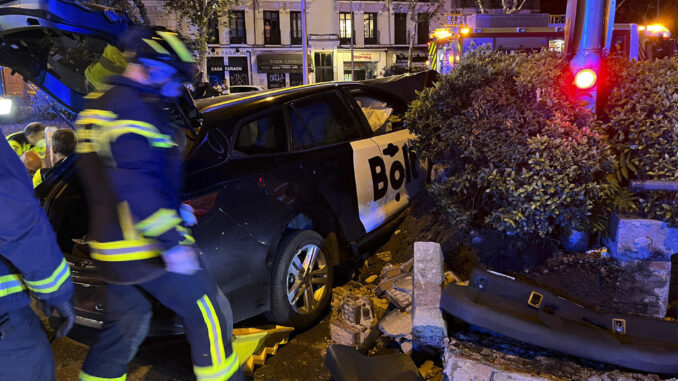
[286,90,381,241]
[346,88,426,227]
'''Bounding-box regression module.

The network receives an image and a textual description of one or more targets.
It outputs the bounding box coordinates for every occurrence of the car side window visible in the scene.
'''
[234,109,287,155]
[288,109,315,150]
[352,91,406,136]
[291,92,362,146]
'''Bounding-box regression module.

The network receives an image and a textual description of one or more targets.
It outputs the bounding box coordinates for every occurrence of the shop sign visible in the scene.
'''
[207,57,225,85]
[257,54,312,73]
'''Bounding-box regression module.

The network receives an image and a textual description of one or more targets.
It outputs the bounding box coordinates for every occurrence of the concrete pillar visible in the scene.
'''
[412,241,447,349]
[355,11,365,48]
[280,9,291,46]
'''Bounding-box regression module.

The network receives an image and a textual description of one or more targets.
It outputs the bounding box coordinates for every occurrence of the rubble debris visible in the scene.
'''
[444,271,465,287]
[394,275,413,295]
[399,339,413,354]
[395,229,402,235]
[605,213,678,318]
[401,258,414,273]
[412,242,447,349]
[330,293,375,347]
[444,337,667,381]
[381,264,402,279]
[385,288,412,310]
[376,272,409,295]
[325,344,422,381]
[330,319,373,349]
[376,251,392,262]
[378,309,412,339]
[365,275,378,284]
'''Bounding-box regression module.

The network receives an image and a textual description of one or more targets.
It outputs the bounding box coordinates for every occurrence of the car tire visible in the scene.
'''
[267,230,334,329]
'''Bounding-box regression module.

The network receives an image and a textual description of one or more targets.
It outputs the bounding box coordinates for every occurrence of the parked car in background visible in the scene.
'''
[228,85,265,94]
[0,0,439,333]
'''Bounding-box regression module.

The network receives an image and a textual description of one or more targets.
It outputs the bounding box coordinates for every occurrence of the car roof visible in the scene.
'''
[197,82,358,114]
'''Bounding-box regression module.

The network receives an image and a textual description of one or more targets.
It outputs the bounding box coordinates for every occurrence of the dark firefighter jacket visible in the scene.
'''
[75,76,193,285]
[0,137,73,313]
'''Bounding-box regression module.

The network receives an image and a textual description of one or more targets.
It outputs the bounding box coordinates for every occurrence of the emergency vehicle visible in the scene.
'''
[428,13,675,74]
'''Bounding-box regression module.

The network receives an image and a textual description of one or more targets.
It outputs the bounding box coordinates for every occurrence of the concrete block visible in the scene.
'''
[606,214,678,318]
[394,275,413,295]
[330,319,370,347]
[444,349,546,381]
[381,264,402,279]
[412,241,447,349]
[339,294,374,327]
[378,309,412,339]
[401,258,414,273]
[385,288,412,310]
[376,273,409,295]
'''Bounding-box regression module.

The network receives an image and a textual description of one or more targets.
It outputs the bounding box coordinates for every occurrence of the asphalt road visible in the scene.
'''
[51,312,332,381]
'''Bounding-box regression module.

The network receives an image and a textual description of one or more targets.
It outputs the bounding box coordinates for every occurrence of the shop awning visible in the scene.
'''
[257,54,313,73]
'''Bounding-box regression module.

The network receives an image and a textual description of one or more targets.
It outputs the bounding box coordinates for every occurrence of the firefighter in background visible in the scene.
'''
[75,26,243,381]
[0,137,75,381]
[6,121,46,156]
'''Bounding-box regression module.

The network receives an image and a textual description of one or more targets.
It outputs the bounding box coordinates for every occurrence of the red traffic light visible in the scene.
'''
[574,69,597,89]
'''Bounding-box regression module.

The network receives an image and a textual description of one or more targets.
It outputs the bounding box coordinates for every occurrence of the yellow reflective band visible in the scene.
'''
[24,258,71,294]
[79,109,117,119]
[157,31,193,63]
[89,239,162,262]
[83,92,104,99]
[178,226,196,246]
[103,120,176,149]
[76,142,98,154]
[78,371,127,381]
[143,38,170,54]
[136,209,182,237]
[0,274,26,298]
[194,352,239,381]
[196,295,227,370]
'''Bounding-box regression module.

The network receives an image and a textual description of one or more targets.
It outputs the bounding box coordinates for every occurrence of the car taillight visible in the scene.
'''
[184,192,218,218]
[574,69,597,90]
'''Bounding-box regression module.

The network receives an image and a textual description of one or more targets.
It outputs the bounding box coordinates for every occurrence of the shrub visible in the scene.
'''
[405,49,613,237]
[595,58,678,225]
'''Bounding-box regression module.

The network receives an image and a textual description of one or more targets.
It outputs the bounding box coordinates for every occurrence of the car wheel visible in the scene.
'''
[267,230,333,329]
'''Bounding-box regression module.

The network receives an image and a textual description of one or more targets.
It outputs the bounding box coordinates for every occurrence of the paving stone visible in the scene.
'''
[394,275,413,295]
[330,319,370,347]
[381,264,402,279]
[378,309,412,339]
[412,241,446,349]
[385,288,412,310]
[376,272,409,295]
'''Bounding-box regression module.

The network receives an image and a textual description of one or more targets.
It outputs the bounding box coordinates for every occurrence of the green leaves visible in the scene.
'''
[405,49,612,238]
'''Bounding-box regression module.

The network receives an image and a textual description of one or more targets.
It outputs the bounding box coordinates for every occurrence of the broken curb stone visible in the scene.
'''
[378,309,412,339]
[385,288,412,310]
[412,241,447,349]
[394,275,413,295]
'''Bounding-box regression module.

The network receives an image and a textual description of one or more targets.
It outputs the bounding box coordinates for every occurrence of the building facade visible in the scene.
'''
[143,0,539,89]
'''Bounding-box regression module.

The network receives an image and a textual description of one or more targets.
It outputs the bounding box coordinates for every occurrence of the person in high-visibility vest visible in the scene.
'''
[75,26,243,381]
[6,122,46,156]
[0,136,75,381]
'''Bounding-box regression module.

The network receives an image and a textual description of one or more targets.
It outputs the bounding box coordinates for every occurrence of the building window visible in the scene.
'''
[290,11,302,45]
[207,17,219,44]
[229,11,246,44]
[339,12,353,45]
[417,15,429,44]
[394,13,407,45]
[364,13,377,45]
[264,11,281,45]
[314,52,334,83]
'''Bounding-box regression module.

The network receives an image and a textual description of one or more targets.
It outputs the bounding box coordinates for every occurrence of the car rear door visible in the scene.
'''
[286,90,382,241]
[345,87,426,227]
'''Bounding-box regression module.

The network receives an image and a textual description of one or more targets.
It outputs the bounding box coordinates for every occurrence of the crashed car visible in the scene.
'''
[0,1,437,332]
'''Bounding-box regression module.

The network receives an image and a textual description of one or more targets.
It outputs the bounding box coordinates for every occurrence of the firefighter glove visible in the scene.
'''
[180,203,197,226]
[162,245,200,275]
[43,301,75,339]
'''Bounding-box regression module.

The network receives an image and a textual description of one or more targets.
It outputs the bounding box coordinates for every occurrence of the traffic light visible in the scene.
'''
[564,0,616,113]
[569,52,601,112]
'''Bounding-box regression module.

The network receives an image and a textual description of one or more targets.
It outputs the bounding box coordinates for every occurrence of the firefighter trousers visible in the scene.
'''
[0,306,56,381]
[80,269,243,381]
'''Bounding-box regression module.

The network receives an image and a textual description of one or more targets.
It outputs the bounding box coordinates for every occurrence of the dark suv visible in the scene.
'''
[0,0,437,331]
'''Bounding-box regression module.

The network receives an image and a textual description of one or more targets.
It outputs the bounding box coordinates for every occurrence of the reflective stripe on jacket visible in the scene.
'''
[75,76,191,285]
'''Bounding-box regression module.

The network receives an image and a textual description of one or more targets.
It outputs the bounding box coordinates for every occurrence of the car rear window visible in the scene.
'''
[289,109,315,150]
[234,109,287,155]
[291,92,361,146]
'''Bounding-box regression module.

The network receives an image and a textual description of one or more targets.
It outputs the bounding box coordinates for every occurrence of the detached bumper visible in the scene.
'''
[441,268,678,374]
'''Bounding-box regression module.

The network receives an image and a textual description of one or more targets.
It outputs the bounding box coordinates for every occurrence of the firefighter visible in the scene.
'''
[75,26,242,381]
[6,121,46,156]
[0,137,75,381]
